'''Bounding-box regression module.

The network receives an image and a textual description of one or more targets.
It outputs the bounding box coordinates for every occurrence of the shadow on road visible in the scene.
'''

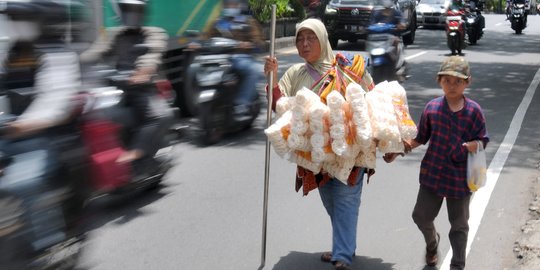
[270,251,395,270]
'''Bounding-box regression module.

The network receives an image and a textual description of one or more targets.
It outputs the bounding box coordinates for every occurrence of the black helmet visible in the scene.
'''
[118,0,146,27]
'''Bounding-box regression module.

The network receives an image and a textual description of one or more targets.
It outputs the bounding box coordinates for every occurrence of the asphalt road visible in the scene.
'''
[78,14,540,270]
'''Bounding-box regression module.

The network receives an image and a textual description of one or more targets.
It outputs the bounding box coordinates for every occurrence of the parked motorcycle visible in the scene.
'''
[186,37,262,145]
[510,0,527,34]
[366,23,407,84]
[445,8,466,55]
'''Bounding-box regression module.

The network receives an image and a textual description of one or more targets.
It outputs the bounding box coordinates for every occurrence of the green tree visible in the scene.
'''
[248,0,303,22]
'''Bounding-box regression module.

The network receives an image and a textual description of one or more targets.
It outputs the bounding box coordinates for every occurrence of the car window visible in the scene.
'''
[332,0,378,5]
[420,0,447,4]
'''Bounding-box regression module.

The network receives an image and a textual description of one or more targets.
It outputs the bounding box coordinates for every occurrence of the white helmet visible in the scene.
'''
[118,0,146,27]
[381,0,394,8]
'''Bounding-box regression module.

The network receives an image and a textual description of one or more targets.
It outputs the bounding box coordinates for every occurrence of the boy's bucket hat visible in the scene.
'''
[438,56,470,79]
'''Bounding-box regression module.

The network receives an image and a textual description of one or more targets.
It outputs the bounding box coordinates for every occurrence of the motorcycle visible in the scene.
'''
[445,8,466,55]
[0,72,176,269]
[464,7,483,45]
[80,67,176,196]
[186,37,262,145]
[0,114,88,270]
[366,23,407,84]
[510,0,527,34]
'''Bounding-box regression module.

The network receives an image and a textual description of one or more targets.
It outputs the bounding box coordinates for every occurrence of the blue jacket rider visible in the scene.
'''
[204,0,265,119]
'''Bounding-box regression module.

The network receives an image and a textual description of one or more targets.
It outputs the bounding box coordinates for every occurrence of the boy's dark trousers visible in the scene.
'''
[412,187,471,270]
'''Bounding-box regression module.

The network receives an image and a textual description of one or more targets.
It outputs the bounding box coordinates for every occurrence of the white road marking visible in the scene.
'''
[405,51,427,60]
[439,67,540,270]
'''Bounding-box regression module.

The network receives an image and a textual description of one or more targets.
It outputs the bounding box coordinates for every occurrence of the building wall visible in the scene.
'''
[102,0,222,37]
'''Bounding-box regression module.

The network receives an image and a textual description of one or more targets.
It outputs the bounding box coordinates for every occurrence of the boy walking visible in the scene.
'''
[384,56,489,270]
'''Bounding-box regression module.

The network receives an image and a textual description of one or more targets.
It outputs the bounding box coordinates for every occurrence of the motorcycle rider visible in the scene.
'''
[465,0,485,38]
[447,0,467,49]
[80,0,171,177]
[506,0,530,24]
[0,0,83,255]
[370,0,407,80]
[198,0,265,120]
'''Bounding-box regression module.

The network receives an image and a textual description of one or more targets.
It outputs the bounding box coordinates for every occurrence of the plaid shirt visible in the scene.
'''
[415,96,489,198]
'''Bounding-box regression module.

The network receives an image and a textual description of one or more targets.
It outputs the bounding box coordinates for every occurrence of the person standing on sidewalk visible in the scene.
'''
[264,18,374,270]
[384,56,489,270]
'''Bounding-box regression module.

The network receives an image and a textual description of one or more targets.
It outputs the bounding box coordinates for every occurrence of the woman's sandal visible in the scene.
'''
[334,261,352,270]
[321,251,357,263]
[321,252,332,262]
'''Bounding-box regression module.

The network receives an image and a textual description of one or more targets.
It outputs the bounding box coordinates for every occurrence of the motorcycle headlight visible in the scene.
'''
[467,18,475,24]
[198,89,216,103]
[0,194,24,237]
[325,4,337,15]
[371,48,386,56]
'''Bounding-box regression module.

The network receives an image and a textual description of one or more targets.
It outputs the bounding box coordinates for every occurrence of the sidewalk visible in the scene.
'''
[264,36,295,53]
[512,154,540,269]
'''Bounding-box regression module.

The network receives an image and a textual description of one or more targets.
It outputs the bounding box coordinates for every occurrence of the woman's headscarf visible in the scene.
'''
[295,18,334,72]
[278,18,335,96]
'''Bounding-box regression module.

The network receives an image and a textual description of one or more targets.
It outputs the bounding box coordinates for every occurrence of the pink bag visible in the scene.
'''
[81,121,132,191]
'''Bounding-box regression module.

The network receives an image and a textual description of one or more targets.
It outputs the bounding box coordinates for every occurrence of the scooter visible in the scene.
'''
[0,114,88,270]
[186,37,262,145]
[80,67,176,196]
[366,23,407,84]
[445,8,466,55]
[510,0,527,34]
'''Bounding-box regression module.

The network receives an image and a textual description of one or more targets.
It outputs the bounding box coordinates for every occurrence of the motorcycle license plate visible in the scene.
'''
[347,25,361,32]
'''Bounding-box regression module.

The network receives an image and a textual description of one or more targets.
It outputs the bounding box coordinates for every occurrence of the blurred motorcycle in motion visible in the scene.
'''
[0,1,88,269]
[186,37,262,145]
[366,23,407,84]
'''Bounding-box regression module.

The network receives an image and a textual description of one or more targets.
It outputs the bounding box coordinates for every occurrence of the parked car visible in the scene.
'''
[416,0,450,28]
[322,0,417,48]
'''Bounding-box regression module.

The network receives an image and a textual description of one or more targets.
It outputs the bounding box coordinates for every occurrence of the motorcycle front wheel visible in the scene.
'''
[198,103,225,145]
[468,28,477,45]
[448,34,461,55]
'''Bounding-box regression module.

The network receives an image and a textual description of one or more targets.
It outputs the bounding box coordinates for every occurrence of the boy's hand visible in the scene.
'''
[403,140,412,154]
[462,140,480,153]
[383,152,404,163]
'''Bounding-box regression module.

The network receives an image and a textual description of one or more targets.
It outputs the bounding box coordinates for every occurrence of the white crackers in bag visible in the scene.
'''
[386,81,417,141]
[264,111,292,157]
[366,81,403,153]
[288,88,319,151]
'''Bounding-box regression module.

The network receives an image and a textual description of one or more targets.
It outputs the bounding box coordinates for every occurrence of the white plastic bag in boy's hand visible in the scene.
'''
[467,141,487,192]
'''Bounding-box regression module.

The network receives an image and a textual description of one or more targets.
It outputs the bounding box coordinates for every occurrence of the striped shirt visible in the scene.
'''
[415,96,489,198]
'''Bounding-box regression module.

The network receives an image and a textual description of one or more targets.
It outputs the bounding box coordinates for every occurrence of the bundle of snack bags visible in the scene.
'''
[265,53,416,183]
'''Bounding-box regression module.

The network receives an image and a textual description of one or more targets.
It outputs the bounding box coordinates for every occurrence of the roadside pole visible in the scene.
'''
[260,4,276,270]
